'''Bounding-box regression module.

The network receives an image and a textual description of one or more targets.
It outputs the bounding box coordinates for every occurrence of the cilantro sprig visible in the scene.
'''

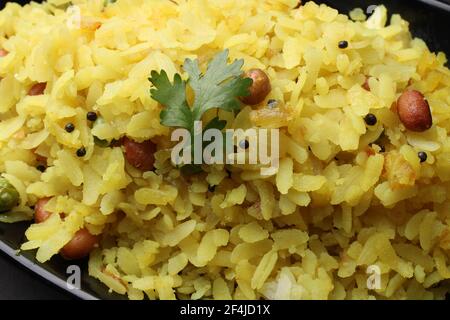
[149,50,252,132]
[148,50,252,174]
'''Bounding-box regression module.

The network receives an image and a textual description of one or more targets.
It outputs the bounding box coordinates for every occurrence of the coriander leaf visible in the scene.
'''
[150,50,252,175]
[184,49,252,121]
[149,70,192,129]
[202,117,228,160]
[180,164,203,176]
[202,116,227,151]
[204,116,227,132]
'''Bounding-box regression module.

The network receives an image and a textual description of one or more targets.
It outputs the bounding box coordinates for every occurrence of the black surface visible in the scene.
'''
[0,221,115,300]
[0,0,449,300]
[0,251,74,300]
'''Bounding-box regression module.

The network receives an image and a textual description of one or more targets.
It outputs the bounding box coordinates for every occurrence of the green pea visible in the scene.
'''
[0,177,20,213]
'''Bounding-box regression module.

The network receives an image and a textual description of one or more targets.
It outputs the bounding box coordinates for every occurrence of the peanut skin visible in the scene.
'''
[122,137,156,171]
[397,90,432,132]
[34,198,52,223]
[240,69,271,106]
[60,228,99,260]
[28,82,47,96]
[34,199,99,260]
[362,77,370,91]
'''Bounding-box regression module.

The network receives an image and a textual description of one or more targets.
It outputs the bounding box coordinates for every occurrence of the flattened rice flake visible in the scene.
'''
[0,0,449,300]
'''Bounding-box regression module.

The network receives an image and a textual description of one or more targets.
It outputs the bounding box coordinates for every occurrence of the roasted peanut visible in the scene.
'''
[60,228,99,260]
[34,198,52,223]
[123,137,156,171]
[362,77,370,91]
[240,69,271,105]
[28,82,47,96]
[397,90,432,132]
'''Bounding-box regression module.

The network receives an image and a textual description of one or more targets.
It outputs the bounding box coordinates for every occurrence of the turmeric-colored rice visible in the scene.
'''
[0,0,450,300]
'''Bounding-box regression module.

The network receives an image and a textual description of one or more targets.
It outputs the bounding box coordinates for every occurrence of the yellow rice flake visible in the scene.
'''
[287,189,311,207]
[235,261,256,299]
[168,252,189,276]
[419,212,444,252]
[19,129,49,150]
[384,151,417,189]
[279,194,296,215]
[55,149,83,187]
[404,210,428,241]
[220,185,247,209]
[99,148,131,193]
[132,240,160,270]
[117,247,140,276]
[423,271,442,289]
[415,265,426,283]
[191,277,211,300]
[82,165,102,205]
[132,276,155,291]
[212,277,232,300]
[394,243,434,272]
[206,170,228,187]
[100,190,124,215]
[231,239,273,264]
[360,154,384,191]
[97,271,127,295]
[433,249,450,279]
[197,229,229,266]
[385,274,406,298]
[36,228,76,263]
[272,229,309,251]
[374,182,418,207]
[253,181,275,220]
[250,108,291,128]
[285,135,308,165]
[23,213,61,240]
[251,250,278,290]
[0,116,25,141]
[162,220,197,247]
[349,8,367,21]
[314,89,347,109]
[135,185,178,206]
[292,174,326,192]
[276,157,293,194]
[238,221,269,243]
[127,287,144,300]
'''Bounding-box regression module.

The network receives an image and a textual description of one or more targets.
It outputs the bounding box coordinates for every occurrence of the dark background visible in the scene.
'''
[0,0,449,300]
[0,251,74,299]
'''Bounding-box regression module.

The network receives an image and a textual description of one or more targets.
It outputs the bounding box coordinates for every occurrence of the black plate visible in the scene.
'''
[1,0,450,300]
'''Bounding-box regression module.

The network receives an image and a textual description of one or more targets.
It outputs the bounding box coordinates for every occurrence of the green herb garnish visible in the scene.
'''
[149,50,252,173]
[149,50,252,132]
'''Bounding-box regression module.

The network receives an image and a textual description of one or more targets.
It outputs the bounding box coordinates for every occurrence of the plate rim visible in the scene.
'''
[416,0,450,11]
[0,240,98,300]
